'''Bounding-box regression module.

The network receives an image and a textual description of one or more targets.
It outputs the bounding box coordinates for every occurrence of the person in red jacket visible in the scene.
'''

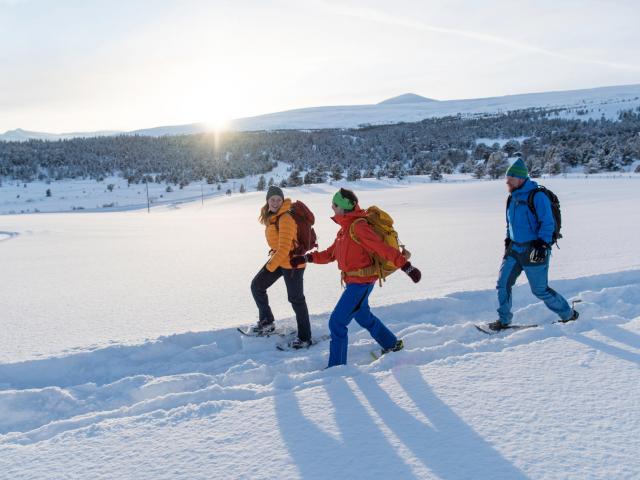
[291,188,421,368]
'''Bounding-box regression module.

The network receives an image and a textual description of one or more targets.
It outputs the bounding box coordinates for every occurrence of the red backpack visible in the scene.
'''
[277,200,318,256]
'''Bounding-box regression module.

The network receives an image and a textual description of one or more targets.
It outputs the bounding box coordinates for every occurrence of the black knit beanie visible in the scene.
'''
[266,185,284,201]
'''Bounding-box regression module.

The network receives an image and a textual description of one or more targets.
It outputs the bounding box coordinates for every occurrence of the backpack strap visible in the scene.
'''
[347,218,383,286]
[348,218,367,245]
[526,187,543,224]
[273,210,293,231]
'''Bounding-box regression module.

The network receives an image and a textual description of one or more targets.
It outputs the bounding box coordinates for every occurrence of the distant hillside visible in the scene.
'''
[3,84,640,140]
[0,128,120,142]
[377,93,437,104]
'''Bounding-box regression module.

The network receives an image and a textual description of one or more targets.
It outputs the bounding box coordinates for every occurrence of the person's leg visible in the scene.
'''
[327,283,371,367]
[282,268,311,342]
[352,284,397,350]
[250,266,283,325]
[496,254,523,325]
[523,256,572,321]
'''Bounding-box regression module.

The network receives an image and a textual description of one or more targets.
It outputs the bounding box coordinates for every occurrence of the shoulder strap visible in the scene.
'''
[273,210,293,231]
[526,187,542,222]
[348,218,367,245]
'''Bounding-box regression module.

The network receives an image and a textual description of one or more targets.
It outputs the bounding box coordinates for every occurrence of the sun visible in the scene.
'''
[205,116,230,132]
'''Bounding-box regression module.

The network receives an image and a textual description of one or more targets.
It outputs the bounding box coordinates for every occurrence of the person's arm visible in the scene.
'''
[533,192,554,244]
[309,238,337,264]
[266,214,296,272]
[353,221,407,268]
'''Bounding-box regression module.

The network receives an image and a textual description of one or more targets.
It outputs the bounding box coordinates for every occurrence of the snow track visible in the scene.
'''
[2,270,639,448]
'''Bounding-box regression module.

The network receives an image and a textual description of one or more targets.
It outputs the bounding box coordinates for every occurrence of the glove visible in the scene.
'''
[504,237,512,257]
[529,239,549,263]
[401,261,421,283]
[290,253,313,268]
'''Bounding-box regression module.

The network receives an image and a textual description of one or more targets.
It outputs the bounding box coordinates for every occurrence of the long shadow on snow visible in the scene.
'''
[351,368,528,480]
[274,377,416,479]
[2,269,638,391]
[568,332,640,366]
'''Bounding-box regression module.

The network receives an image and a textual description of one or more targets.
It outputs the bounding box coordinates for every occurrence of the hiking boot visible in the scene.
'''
[289,337,311,350]
[559,309,579,323]
[250,320,275,336]
[381,339,404,355]
[488,320,509,331]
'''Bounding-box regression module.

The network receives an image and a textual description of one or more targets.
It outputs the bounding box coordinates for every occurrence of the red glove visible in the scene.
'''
[401,261,421,283]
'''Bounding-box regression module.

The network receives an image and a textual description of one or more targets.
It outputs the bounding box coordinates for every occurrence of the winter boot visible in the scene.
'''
[381,339,404,355]
[289,337,311,350]
[488,320,509,331]
[250,319,276,336]
[558,309,579,323]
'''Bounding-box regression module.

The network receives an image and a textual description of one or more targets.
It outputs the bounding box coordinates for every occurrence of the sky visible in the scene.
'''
[1,0,639,133]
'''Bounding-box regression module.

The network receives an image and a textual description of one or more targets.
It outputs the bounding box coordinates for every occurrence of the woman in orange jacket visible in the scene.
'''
[291,188,421,367]
[250,185,312,348]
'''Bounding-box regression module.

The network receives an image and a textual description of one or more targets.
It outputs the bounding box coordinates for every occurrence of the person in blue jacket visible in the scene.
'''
[489,157,578,331]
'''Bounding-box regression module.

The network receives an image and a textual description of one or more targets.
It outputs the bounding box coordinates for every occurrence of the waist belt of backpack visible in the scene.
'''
[344,262,384,287]
[511,240,532,247]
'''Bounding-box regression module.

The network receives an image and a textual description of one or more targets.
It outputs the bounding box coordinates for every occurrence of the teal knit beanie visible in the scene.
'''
[506,158,529,179]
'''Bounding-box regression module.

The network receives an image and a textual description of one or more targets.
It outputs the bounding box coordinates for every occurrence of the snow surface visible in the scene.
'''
[1,177,639,479]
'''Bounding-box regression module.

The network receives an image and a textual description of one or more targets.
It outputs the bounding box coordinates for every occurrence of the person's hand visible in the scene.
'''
[530,239,549,263]
[504,237,512,257]
[290,253,313,267]
[401,261,421,283]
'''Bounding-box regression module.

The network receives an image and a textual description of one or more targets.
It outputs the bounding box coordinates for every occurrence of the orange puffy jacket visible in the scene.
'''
[310,206,407,284]
[265,199,303,272]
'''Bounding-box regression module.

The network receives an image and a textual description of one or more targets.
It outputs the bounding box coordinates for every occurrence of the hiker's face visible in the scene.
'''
[268,196,283,213]
[331,202,345,216]
[506,176,525,193]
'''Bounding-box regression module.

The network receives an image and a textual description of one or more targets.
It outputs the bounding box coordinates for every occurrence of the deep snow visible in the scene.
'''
[1,176,639,479]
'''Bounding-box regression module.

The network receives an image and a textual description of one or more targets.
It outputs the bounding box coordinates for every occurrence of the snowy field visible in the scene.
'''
[1,176,639,479]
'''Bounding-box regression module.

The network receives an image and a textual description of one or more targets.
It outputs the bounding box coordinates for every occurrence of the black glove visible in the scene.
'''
[529,239,549,263]
[504,238,512,257]
[401,261,421,283]
[290,253,313,268]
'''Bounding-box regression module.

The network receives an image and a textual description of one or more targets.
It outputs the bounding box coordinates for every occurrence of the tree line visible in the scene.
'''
[1,106,639,186]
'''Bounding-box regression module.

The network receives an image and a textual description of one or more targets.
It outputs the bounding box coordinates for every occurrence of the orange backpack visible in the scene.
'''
[346,206,410,286]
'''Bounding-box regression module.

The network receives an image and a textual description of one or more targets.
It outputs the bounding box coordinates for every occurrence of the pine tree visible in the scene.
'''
[430,165,443,181]
[473,162,486,179]
[330,164,343,181]
[256,175,266,191]
[288,169,303,186]
[486,152,509,179]
[346,167,361,181]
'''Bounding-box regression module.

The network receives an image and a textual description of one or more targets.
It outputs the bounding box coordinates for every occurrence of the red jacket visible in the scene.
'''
[311,206,408,284]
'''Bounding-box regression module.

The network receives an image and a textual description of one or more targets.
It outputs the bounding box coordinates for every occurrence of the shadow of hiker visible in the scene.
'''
[568,332,640,366]
[593,323,640,353]
[348,366,528,480]
[274,377,417,479]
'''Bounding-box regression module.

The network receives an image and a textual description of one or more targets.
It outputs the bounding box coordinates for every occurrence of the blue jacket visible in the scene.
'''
[506,179,555,245]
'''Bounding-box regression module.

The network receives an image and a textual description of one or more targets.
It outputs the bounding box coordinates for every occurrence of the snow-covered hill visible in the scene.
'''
[1,176,639,479]
[3,84,640,141]
[228,84,640,131]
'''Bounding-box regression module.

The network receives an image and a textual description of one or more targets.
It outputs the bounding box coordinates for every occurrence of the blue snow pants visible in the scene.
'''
[496,245,572,325]
[327,282,397,368]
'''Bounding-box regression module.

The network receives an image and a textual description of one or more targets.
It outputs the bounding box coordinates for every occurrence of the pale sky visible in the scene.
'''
[1,0,639,133]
